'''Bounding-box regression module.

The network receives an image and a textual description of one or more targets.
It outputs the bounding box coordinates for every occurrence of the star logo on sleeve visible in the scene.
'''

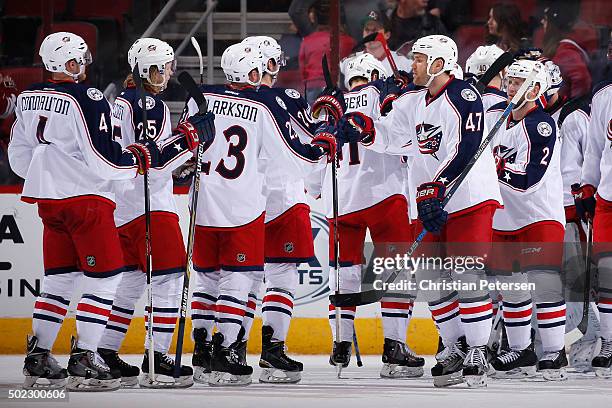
[503,172,511,182]
[174,143,183,152]
[438,177,448,184]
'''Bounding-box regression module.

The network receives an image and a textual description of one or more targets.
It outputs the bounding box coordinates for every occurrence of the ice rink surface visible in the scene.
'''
[1,354,611,408]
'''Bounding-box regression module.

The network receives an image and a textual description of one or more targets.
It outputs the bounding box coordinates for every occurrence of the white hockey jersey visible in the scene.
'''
[581,81,612,202]
[320,83,406,218]
[557,98,590,207]
[111,87,193,226]
[371,76,502,215]
[482,85,507,113]
[488,103,565,231]
[8,81,139,204]
[183,85,319,228]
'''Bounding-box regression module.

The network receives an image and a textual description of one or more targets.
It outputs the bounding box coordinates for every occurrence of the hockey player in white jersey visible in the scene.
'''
[8,32,160,391]
[486,60,568,380]
[465,45,507,112]
[337,35,503,388]
[574,76,612,377]
[183,42,335,386]
[96,38,214,388]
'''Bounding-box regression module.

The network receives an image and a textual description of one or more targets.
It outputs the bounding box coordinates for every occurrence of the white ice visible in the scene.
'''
[1,355,611,408]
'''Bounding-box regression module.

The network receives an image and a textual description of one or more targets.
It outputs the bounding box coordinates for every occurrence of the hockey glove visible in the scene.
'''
[345,111,375,145]
[312,124,339,162]
[312,86,346,123]
[416,182,448,234]
[127,139,160,175]
[177,111,216,151]
[571,183,596,222]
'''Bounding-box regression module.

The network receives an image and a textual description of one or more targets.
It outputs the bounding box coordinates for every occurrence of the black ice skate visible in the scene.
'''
[139,350,194,388]
[259,325,303,383]
[431,336,466,387]
[380,338,425,378]
[66,337,120,392]
[490,344,537,379]
[329,341,352,369]
[592,338,612,378]
[209,332,253,386]
[537,348,568,381]
[463,345,489,388]
[192,328,212,384]
[23,335,68,389]
[98,348,140,387]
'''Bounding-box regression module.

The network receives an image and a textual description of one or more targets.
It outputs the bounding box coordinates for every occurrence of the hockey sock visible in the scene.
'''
[216,270,252,347]
[381,296,413,342]
[241,271,263,342]
[429,292,462,347]
[530,270,566,352]
[262,263,299,342]
[144,273,182,353]
[98,270,144,351]
[32,272,79,350]
[598,256,612,341]
[455,270,493,346]
[76,273,122,351]
[191,271,220,342]
[502,299,533,350]
[328,265,360,342]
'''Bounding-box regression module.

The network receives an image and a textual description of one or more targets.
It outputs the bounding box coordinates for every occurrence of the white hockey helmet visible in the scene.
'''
[540,59,563,96]
[451,63,464,80]
[128,38,175,88]
[465,45,504,78]
[506,59,550,107]
[411,35,458,86]
[221,42,265,86]
[342,53,388,89]
[242,36,285,76]
[39,32,92,80]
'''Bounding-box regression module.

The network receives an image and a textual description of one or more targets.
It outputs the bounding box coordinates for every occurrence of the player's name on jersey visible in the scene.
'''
[345,93,369,110]
[20,94,70,115]
[372,278,536,292]
[209,98,258,122]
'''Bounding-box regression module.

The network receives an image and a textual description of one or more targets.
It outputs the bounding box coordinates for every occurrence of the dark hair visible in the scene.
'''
[488,2,525,52]
[541,3,580,57]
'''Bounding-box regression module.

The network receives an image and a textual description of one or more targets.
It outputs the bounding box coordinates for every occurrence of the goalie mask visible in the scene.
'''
[128,38,176,91]
[39,32,92,81]
[342,53,388,89]
[242,36,286,78]
[411,35,458,87]
[221,43,265,86]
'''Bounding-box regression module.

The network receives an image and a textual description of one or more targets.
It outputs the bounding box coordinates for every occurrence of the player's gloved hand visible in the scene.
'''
[394,70,412,89]
[127,139,160,175]
[312,86,346,123]
[564,205,580,224]
[571,183,596,222]
[173,157,196,181]
[345,111,375,145]
[416,182,448,233]
[312,124,339,162]
[495,155,506,178]
[177,111,216,151]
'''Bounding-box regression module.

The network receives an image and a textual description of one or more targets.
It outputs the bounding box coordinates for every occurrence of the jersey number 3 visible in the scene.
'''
[203,125,247,179]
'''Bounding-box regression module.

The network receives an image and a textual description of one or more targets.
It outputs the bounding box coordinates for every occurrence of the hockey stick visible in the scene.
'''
[190,37,204,85]
[474,52,514,94]
[330,66,541,307]
[577,219,594,335]
[132,63,156,381]
[173,70,209,378]
[374,32,399,77]
[322,54,343,377]
[352,327,363,367]
[350,32,377,54]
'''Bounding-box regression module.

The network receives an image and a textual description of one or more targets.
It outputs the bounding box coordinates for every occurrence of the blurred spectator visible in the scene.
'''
[386,0,448,50]
[0,72,20,185]
[288,0,318,37]
[298,1,356,103]
[279,22,303,70]
[541,3,592,98]
[359,10,412,74]
[486,2,526,53]
[427,0,470,33]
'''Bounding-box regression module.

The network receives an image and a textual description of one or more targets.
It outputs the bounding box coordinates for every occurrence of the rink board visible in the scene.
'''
[0,190,438,354]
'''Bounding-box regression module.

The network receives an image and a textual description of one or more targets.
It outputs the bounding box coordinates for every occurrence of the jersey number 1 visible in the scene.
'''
[36,116,50,144]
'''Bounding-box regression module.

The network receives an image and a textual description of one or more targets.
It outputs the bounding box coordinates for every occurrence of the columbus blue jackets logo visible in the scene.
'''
[607,118,612,146]
[285,89,301,99]
[461,89,477,101]
[537,122,553,137]
[493,145,517,164]
[138,96,156,110]
[416,123,443,160]
[87,88,104,101]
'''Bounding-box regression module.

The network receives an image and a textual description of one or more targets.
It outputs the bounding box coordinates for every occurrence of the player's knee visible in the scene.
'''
[40,272,80,299]
[265,263,299,293]
[496,272,531,304]
[529,269,564,303]
[329,265,361,293]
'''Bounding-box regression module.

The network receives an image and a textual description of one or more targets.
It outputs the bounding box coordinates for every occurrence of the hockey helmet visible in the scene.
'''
[128,38,175,89]
[411,35,458,86]
[465,45,504,78]
[221,43,265,86]
[39,32,92,80]
[506,59,550,106]
[342,53,388,89]
[242,36,285,76]
[540,59,563,97]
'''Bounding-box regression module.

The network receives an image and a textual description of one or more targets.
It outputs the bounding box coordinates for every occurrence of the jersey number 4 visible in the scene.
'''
[202,125,247,179]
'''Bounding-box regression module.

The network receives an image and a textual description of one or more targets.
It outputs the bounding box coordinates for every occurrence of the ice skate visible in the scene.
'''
[329,341,352,369]
[490,344,537,379]
[209,332,252,386]
[192,328,212,384]
[22,335,67,389]
[98,348,139,387]
[538,348,568,381]
[259,325,302,383]
[66,337,120,392]
[463,345,488,388]
[432,336,466,387]
[380,338,424,378]
[139,350,194,388]
[592,338,612,378]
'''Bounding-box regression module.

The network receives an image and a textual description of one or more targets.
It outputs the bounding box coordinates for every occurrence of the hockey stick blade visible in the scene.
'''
[475,52,514,94]
[322,54,334,88]
[190,37,204,83]
[577,219,593,334]
[350,32,378,53]
[177,71,208,114]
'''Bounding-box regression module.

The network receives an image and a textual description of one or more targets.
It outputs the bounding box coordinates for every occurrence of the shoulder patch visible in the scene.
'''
[138,96,156,110]
[461,88,477,101]
[537,121,553,137]
[285,89,301,99]
[87,88,104,101]
[276,96,287,110]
